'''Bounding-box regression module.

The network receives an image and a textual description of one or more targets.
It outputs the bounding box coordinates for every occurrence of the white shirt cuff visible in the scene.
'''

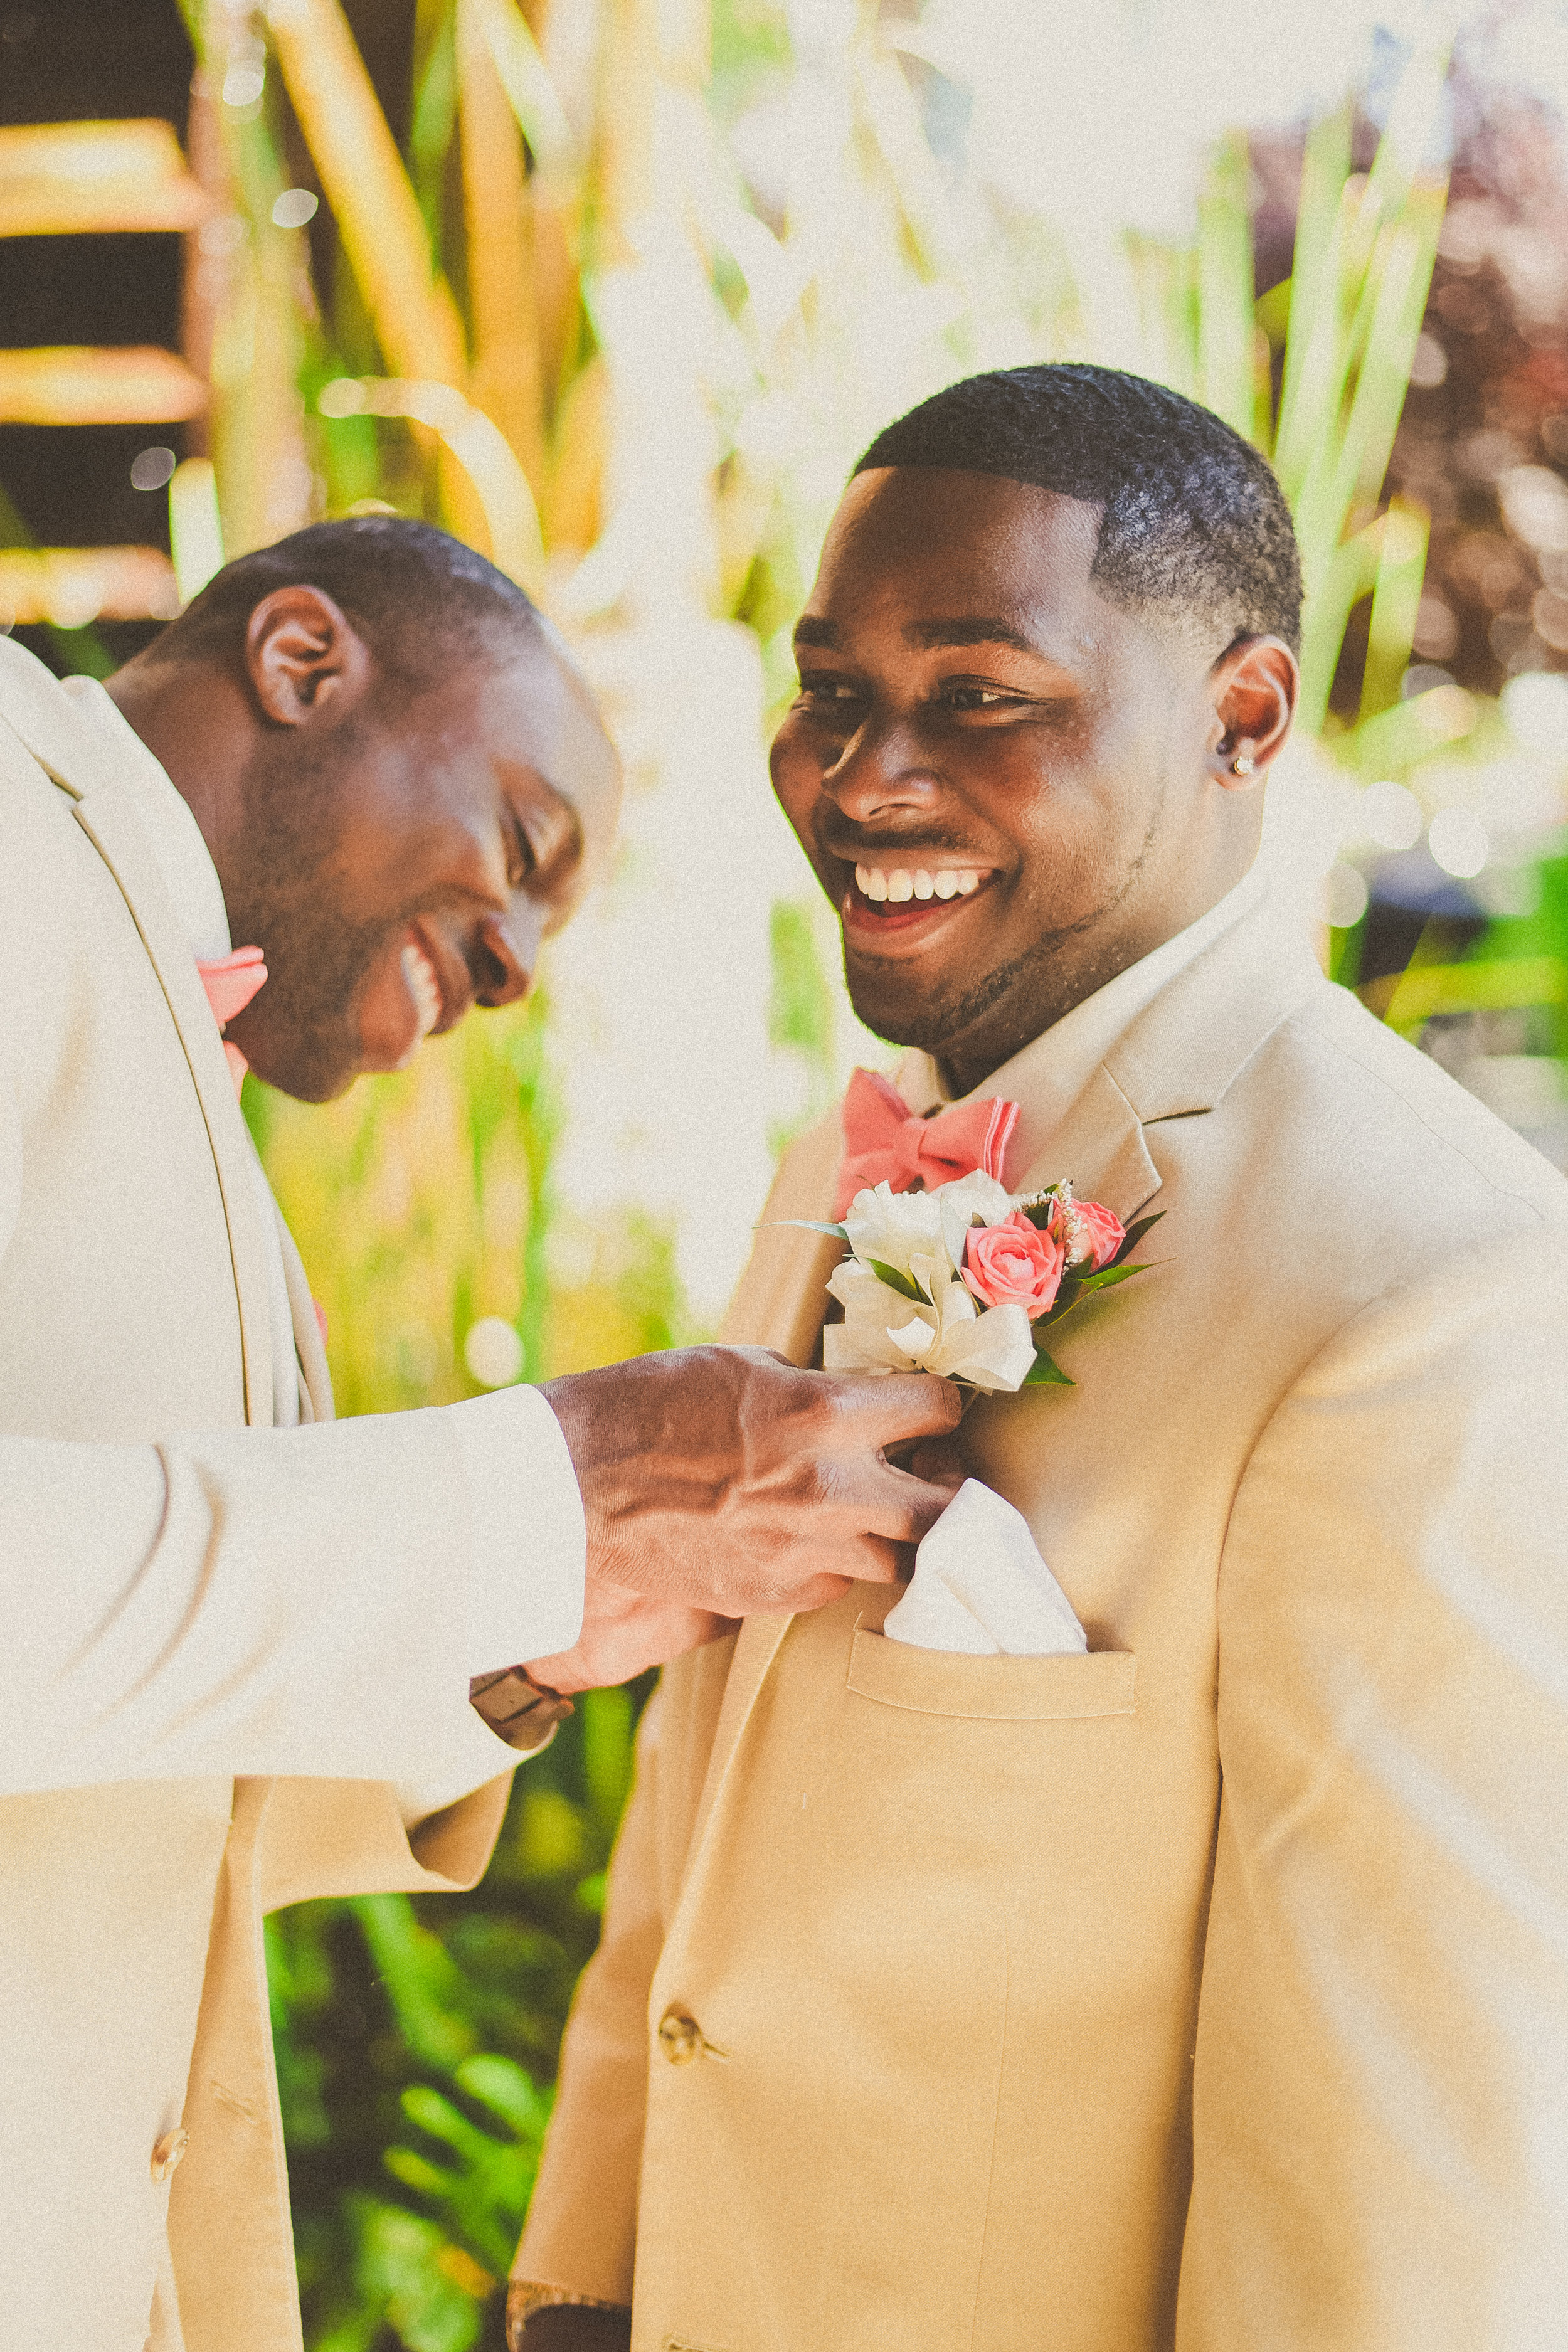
[450,1385,586,1675]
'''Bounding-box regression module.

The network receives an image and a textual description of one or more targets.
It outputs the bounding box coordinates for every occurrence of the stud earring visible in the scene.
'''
[1230,753,1254,776]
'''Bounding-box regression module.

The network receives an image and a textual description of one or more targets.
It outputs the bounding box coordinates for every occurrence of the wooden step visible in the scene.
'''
[0,346,207,424]
[0,120,209,238]
[0,545,180,626]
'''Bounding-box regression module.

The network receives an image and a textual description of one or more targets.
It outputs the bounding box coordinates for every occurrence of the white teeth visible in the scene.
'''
[401,941,441,1042]
[855,863,983,904]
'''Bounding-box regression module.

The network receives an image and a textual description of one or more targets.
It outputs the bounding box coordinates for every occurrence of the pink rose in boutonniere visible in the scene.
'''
[1064,1196,1126,1273]
[963,1212,1067,1317]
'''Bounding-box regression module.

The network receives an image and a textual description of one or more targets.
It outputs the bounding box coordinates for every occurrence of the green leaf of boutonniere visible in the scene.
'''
[865,1258,927,1302]
[775,1219,849,1240]
[1023,1346,1074,1385]
[1036,1275,1084,1330]
[1074,1261,1152,1294]
[1109,1210,1164,1266]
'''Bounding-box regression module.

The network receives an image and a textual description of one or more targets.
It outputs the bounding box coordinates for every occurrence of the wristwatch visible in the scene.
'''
[507,2280,631,2348]
[469,1665,575,1751]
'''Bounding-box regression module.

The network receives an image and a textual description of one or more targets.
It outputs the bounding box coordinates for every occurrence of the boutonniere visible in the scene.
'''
[792,1173,1161,1391]
[790,1073,1163,1391]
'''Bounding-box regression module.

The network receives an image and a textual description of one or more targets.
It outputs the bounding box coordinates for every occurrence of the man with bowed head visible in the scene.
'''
[0,517,959,2352]
[514,366,1568,2350]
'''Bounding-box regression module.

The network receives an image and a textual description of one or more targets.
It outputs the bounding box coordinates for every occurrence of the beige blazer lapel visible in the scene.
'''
[1013,1062,1162,1226]
[9,709,278,1428]
[1104,887,1325,1124]
[718,1108,844,1364]
[276,1204,334,1424]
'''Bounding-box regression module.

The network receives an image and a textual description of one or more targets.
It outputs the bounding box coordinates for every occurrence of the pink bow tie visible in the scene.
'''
[196,945,267,1097]
[833,1067,1020,1219]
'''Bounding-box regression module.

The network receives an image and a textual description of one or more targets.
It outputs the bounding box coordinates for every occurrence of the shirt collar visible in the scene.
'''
[895,861,1270,1172]
[60,675,233,961]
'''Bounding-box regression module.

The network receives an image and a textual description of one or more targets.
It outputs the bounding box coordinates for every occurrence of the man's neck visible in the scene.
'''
[932,861,1264,1098]
[105,660,248,893]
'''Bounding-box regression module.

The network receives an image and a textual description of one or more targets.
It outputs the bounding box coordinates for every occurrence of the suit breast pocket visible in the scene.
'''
[845,1623,1136,1720]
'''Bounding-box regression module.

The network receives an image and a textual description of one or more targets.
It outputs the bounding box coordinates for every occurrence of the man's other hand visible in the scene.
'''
[526,1347,961,1692]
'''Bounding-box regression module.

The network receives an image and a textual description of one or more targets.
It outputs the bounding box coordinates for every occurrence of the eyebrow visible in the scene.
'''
[904,615,1042,653]
[791,613,1046,655]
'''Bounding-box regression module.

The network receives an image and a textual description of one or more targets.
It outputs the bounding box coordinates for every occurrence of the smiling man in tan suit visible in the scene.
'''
[512,366,1568,2351]
[0,517,958,2352]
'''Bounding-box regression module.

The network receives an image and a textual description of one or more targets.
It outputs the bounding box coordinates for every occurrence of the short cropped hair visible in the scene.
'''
[153,516,543,683]
[856,363,1302,656]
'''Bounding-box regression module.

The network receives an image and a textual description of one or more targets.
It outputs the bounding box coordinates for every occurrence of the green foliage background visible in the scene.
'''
[268,1682,650,2352]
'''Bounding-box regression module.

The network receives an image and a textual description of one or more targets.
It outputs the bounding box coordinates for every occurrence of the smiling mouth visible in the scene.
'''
[398,936,444,1065]
[837,857,993,938]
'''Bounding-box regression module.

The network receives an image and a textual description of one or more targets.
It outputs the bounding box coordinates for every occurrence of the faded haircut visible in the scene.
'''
[151,516,544,687]
[856,363,1303,656]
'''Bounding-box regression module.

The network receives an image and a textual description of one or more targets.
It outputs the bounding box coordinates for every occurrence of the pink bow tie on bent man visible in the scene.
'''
[833,1066,1020,1220]
[195,945,267,1098]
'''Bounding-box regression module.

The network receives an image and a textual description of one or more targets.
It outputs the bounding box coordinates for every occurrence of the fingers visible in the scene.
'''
[825,1370,963,1449]
[832,1454,958,1547]
[900,1434,966,1488]
[836,1537,912,1589]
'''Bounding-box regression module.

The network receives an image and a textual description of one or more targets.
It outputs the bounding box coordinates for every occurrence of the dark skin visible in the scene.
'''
[108,587,619,1103]
[770,469,1298,1093]
[106,590,958,1691]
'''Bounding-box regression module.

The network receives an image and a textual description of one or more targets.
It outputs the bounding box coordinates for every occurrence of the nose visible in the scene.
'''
[818,712,941,829]
[473,899,542,1009]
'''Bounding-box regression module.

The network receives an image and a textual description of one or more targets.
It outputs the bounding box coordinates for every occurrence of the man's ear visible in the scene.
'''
[245,585,374,726]
[1207,635,1298,786]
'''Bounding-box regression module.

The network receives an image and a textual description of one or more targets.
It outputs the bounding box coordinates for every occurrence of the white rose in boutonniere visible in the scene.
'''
[823,1249,1038,1391]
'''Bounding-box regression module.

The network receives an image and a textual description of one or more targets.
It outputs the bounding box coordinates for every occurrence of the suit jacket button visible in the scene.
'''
[658,2006,703,2064]
[151,2128,189,2183]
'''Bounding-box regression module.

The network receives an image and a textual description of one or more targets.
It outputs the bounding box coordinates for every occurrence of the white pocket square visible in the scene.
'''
[883,1478,1088,1656]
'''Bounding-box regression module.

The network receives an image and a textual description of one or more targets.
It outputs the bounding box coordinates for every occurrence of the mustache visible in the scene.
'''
[816,826,985,862]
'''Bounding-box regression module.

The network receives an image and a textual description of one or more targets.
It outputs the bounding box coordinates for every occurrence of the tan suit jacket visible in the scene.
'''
[516,889,1568,2349]
[0,640,516,2351]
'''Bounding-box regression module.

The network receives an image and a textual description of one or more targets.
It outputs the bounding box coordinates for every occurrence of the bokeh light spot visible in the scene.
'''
[1360,780,1424,850]
[130,446,177,492]
[1428,808,1489,879]
[465,1316,524,1389]
[272,188,319,229]
[221,64,265,109]
[1323,862,1370,930]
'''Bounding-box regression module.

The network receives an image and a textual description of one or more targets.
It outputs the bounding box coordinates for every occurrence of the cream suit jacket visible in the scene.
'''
[516,887,1568,2350]
[0,642,522,2352]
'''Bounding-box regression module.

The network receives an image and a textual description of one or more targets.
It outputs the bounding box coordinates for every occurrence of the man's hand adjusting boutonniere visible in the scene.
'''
[523,1345,964,1692]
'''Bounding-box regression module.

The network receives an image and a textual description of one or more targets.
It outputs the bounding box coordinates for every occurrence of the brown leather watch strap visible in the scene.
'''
[469,1666,575,1751]
[507,2281,631,2350]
